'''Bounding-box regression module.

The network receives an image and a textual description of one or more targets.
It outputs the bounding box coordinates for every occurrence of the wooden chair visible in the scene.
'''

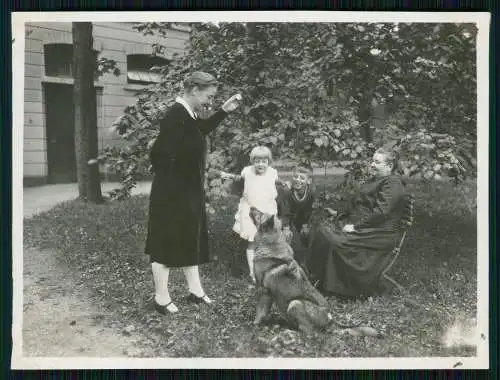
[381,192,415,292]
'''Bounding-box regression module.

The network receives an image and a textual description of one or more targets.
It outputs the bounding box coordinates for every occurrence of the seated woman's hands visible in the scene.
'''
[324,207,338,217]
[342,224,355,233]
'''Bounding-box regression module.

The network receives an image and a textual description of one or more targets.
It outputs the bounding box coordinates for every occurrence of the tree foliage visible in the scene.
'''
[99,22,477,203]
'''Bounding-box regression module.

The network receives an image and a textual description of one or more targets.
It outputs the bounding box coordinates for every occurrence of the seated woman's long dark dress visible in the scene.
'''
[305,174,407,297]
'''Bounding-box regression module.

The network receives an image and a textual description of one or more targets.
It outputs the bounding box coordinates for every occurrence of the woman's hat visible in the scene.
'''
[184,71,218,87]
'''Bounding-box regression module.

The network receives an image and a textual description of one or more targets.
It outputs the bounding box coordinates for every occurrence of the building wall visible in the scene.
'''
[24,22,189,185]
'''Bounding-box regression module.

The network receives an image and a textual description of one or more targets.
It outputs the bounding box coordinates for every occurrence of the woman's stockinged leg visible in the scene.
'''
[151,262,178,313]
[184,265,213,303]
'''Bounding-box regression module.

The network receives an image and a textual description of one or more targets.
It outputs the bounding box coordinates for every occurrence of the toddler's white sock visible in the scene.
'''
[246,249,256,282]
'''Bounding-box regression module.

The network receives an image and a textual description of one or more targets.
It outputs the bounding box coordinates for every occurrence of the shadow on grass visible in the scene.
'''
[23,177,478,358]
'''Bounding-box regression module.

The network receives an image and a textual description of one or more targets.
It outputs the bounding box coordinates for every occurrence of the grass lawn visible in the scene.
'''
[23,176,478,358]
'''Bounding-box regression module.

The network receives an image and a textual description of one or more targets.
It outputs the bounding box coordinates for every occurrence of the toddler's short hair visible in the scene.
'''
[249,146,272,162]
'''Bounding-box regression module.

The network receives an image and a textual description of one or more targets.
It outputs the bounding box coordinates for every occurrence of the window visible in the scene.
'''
[44,44,73,77]
[127,54,168,85]
[44,43,99,78]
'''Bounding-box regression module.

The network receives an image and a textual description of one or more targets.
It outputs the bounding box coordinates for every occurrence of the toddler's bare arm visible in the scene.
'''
[219,170,243,181]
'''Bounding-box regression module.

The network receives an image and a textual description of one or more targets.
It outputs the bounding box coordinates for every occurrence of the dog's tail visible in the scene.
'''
[326,312,381,337]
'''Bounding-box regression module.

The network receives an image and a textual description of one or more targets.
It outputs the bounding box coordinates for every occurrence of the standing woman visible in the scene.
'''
[145,71,241,314]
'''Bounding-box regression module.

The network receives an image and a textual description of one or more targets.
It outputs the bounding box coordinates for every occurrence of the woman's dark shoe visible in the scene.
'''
[186,293,213,305]
[154,300,179,314]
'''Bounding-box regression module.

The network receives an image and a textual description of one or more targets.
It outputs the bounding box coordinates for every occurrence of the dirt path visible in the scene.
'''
[22,245,149,357]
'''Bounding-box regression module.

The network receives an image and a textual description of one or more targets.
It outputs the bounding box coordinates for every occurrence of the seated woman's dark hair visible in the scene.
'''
[375,147,401,174]
[183,71,218,92]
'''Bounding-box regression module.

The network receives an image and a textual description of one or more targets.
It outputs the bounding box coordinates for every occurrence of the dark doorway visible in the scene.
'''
[44,83,77,184]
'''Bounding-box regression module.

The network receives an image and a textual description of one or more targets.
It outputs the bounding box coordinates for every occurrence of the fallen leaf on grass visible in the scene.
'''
[344,326,380,337]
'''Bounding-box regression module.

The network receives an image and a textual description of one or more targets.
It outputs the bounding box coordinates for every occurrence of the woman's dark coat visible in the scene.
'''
[305,175,408,297]
[145,102,227,267]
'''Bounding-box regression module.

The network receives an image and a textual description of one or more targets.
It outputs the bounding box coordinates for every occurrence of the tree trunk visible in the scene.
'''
[72,22,103,203]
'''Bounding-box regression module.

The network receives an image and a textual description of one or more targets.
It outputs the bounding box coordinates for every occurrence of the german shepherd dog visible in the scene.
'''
[249,207,331,333]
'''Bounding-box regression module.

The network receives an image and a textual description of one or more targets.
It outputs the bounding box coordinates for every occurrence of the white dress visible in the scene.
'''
[232,165,279,242]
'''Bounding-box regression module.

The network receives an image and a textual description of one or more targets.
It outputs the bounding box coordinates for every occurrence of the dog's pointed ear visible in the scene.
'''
[261,213,275,230]
[249,207,262,227]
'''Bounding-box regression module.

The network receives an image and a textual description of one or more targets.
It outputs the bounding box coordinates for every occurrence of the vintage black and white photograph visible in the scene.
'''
[11,11,490,369]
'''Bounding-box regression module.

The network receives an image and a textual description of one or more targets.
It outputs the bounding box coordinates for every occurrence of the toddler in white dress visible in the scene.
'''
[221,146,288,282]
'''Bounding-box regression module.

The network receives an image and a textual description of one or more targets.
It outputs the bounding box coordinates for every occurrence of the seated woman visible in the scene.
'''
[277,165,316,265]
[304,148,407,298]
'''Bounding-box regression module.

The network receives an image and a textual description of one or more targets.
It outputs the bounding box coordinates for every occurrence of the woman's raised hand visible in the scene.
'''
[222,94,242,113]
